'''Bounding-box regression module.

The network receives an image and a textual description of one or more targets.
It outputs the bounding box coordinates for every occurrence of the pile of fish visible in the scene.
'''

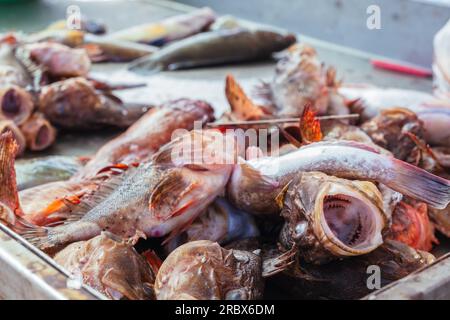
[0,8,450,300]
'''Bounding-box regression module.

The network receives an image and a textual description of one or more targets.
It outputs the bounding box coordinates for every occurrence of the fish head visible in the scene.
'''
[54,232,157,300]
[361,107,425,162]
[271,44,331,116]
[146,163,233,239]
[280,172,388,263]
[389,200,438,252]
[0,85,34,125]
[155,240,263,300]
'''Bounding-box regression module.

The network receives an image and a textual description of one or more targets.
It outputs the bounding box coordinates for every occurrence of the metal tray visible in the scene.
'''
[0,0,449,300]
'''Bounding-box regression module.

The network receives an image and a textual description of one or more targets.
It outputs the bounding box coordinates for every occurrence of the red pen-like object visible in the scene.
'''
[371,58,432,78]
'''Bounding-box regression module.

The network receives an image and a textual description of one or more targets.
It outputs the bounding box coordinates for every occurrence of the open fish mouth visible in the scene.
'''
[0,86,33,125]
[316,184,385,256]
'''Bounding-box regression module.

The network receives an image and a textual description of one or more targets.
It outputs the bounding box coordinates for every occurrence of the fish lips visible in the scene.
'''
[312,182,387,257]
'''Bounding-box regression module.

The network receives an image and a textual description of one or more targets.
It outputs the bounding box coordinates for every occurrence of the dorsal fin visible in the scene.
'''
[0,132,21,225]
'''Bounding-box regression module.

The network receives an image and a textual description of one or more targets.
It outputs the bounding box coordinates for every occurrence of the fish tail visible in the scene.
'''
[390,159,450,209]
[128,56,163,75]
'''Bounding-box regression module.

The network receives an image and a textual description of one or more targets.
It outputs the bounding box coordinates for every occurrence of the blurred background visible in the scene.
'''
[0,0,449,68]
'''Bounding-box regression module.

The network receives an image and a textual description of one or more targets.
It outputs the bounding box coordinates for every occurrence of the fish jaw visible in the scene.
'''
[280,172,387,264]
[314,181,387,257]
[143,166,232,239]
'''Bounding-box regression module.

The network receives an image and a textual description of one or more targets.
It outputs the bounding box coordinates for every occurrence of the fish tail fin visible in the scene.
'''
[390,159,450,209]
[128,56,163,75]
[4,213,52,248]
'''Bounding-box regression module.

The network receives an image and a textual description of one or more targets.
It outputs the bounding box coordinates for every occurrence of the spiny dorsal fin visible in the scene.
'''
[0,132,21,224]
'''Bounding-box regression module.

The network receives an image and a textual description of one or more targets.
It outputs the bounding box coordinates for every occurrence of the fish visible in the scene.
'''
[45,16,107,35]
[19,112,56,151]
[15,155,87,190]
[38,77,149,130]
[278,171,388,264]
[255,43,345,117]
[17,130,236,253]
[361,107,426,164]
[27,30,158,63]
[0,45,33,88]
[0,85,34,125]
[228,140,450,214]
[129,28,296,73]
[164,197,260,254]
[388,198,438,251]
[19,178,105,226]
[154,240,264,300]
[265,240,435,300]
[16,42,91,79]
[76,98,214,179]
[0,132,21,225]
[339,85,450,147]
[429,205,450,237]
[106,7,216,45]
[54,232,158,300]
[0,120,25,156]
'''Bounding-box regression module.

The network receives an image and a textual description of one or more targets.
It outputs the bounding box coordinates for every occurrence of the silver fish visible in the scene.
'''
[228,140,450,214]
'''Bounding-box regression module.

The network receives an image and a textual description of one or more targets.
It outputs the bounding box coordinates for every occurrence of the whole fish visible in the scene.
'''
[54,232,158,300]
[388,199,438,251]
[164,197,259,254]
[0,120,25,156]
[278,171,388,264]
[339,85,450,147]
[45,16,107,35]
[155,240,264,300]
[129,28,296,73]
[107,7,216,46]
[19,112,56,151]
[16,42,91,80]
[255,43,346,117]
[76,98,214,179]
[228,140,450,214]
[27,30,158,63]
[38,77,149,129]
[15,155,87,190]
[17,130,236,253]
[266,240,435,300]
